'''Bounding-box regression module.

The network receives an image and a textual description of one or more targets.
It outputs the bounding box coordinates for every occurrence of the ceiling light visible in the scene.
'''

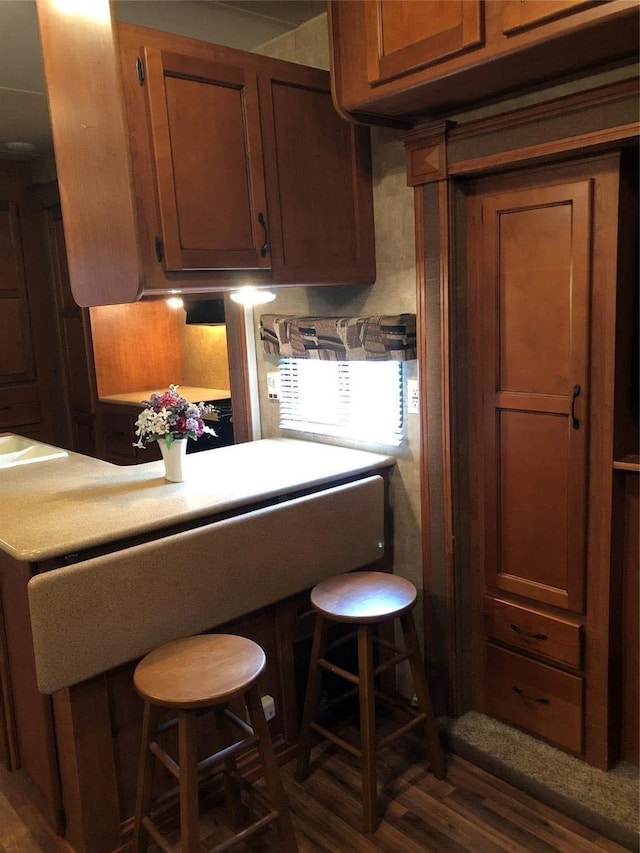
[229,287,276,307]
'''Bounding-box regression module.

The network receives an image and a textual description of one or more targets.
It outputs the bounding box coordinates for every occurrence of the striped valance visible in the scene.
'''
[260,314,416,361]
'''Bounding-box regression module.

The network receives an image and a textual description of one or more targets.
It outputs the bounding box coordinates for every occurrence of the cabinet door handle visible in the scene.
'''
[0,406,9,411]
[509,623,548,641]
[258,212,269,257]
[513,685,550,705]
[571,384,581,430]
[154,236,164,263]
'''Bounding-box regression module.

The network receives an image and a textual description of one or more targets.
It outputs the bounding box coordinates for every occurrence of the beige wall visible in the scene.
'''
[252,16,425,701]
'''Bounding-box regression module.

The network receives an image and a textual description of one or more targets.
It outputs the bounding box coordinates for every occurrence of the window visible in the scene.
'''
[278,359,404,446]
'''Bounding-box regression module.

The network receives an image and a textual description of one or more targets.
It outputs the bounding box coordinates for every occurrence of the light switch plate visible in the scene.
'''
[407,379,419,414]
[267,371,280,400]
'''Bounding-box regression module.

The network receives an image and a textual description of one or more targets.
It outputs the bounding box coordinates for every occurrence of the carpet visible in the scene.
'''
[442,711,640,852]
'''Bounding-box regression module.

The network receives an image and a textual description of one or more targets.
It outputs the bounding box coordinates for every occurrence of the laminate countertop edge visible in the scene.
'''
[0,438,394,563]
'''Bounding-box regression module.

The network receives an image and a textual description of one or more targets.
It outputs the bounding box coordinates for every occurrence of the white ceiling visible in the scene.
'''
[0,0,326,161]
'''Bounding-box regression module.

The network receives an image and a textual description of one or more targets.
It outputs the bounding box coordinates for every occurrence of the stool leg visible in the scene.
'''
[133,701,162,853]
[214,705,248,827]
[400,611,446,780]
[245,685,299,853]
[358,624,378,833]
[295,614,328,782]
[178,710,200,853]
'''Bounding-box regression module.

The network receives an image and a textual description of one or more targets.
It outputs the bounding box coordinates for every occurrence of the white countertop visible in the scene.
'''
[0,438,393,562]
[100,386,231,407]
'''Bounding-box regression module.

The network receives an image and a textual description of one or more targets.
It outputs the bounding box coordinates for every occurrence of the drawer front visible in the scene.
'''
[484,596,583,669]
[485,642,583,754]
[0,385,40,428]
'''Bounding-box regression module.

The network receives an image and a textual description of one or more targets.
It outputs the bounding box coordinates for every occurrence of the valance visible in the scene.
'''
[260,314,416,361]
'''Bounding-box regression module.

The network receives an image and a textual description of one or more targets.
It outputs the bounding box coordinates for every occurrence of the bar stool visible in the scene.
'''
[133,633,298,853]
[295,571,446,832]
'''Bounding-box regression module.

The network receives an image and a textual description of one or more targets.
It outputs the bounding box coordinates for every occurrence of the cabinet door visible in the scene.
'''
[502,0,599,34]
[258,64,375,284]
[365,0,483,85]
[0,202,35,384]
[143,48,270,272]
[469,176,592,612]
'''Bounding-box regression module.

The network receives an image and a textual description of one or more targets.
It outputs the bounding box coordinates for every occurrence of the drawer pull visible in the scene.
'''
[513,685,550,705]
[0,406,9,411]
[510,622,548,641]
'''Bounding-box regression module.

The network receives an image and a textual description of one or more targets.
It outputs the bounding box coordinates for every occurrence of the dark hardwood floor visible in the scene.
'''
[2,722,632,853]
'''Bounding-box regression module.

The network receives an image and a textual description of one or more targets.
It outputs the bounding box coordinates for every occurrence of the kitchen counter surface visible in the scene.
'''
[100,386,231,406]
[0,438,394,562]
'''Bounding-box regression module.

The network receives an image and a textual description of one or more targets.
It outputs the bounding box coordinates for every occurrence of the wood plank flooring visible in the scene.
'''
[0,731,633,852]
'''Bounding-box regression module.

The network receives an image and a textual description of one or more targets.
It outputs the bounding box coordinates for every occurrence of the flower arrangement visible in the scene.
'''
[133,385,216,449]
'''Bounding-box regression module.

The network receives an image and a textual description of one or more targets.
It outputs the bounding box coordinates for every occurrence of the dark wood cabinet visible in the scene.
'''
[0,163,58,443]
[0,202,35,385]
[42,197,98,455]
[99,403,161,466]
[329,0,639,123]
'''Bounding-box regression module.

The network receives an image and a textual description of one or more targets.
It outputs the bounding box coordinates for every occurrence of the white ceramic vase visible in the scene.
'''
[158,437,187,482]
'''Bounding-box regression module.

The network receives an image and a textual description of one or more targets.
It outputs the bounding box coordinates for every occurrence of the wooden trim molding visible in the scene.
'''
[449,77,639,142]
[403,76,639,180]
[448,123,639,178]
[404,121,456,186]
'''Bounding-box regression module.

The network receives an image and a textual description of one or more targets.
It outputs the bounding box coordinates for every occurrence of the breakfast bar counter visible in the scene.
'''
[0,436,394,853]
[0,437,393,561]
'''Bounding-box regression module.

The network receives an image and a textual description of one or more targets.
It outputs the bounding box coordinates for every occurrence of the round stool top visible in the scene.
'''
[134,634,266,709]
[310,571,417,623]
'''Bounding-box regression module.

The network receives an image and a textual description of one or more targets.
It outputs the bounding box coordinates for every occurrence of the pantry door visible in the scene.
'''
[467,170,592,613]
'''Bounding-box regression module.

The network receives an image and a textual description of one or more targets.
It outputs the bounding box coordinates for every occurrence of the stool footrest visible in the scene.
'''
[378,712,427,750]
[310,721,361,758]
[374,650,411,676]
[149,741,180,781]
[319,658,359,686]
[209,811,279,853]
[141,815,174,853]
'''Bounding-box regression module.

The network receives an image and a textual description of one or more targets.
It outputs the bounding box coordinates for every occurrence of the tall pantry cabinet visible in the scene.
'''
[466,153,638,767]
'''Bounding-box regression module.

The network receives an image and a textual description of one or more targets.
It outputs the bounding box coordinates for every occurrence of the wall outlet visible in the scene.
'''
[261,694,276,721]
[407,379,419,414]
[267,371,280,400]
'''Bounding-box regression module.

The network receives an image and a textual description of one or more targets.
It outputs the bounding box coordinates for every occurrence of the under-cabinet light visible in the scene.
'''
[166,297,184,310]
[229,287,276,307]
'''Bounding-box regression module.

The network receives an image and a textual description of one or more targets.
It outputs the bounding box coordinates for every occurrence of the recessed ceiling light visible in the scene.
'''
[5,141,36,152]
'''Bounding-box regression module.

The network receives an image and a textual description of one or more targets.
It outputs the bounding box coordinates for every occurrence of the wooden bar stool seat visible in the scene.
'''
[133,633,298,853]
[295,571,446,833]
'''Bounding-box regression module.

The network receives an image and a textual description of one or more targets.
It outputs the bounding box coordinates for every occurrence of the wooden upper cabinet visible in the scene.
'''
[258,63,375,284]
[365,0,483,85]
[0,202,35,384]
[502,0,599,34]
[36,0,376,307]
[329,0,639,122]
[118,22,375,295]
[143,48,270,272]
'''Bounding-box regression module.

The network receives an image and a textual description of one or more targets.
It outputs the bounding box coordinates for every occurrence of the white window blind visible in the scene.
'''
[278,359,404,446]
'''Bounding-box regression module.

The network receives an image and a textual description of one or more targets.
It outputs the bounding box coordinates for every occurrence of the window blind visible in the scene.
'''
[278,359,404,446]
